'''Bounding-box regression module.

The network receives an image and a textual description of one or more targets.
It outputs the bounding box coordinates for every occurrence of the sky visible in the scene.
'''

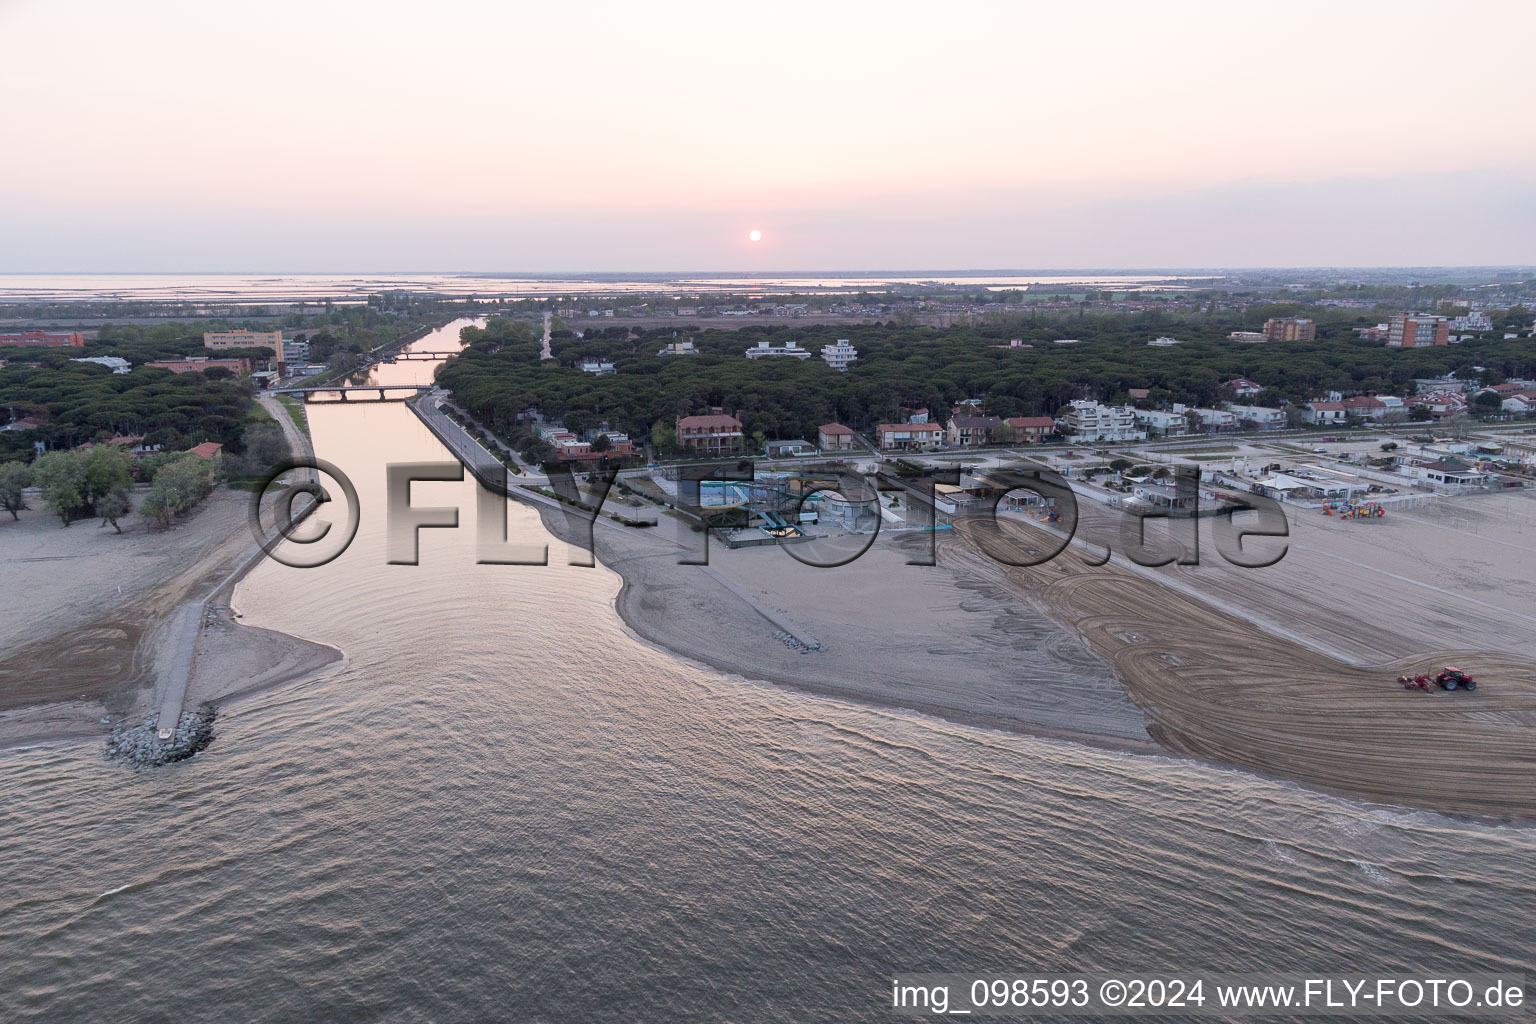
[1,0,1533,272]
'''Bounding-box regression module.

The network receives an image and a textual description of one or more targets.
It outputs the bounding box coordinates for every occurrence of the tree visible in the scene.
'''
[590,433,611,453]
[1109,458,1132,473]
[650,422,676,455]
[96,484,132,533]
[84,444,133,502]
[31,449,89,525]
[0,461,31,519]
[240,422,290,475]
[139,454,217,530]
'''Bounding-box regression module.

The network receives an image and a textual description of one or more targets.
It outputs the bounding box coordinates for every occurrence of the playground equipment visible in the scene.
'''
[1322,500,1385,520]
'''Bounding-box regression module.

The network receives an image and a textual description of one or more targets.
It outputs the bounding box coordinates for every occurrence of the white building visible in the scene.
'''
[579,358,615,375]
[71,355,130,374]
[1227,404,1287,430]
[1192,407,1237,431]
[1302,401,1347,425]
[1134,408,1189,436]
[820,339,858,371]
[1059,400,1145,442]
[1449,311,1493,332]
[1147,335,1180,346]
[657,339,697,356]
[1227,330,1267,343]
[744,340,811,360]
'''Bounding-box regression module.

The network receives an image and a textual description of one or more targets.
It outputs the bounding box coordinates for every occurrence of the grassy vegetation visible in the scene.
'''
[276,395,310,438]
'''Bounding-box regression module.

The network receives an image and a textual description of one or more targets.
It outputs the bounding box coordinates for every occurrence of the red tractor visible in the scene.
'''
[1435,666,1476,691]
[1398,666,1477,692]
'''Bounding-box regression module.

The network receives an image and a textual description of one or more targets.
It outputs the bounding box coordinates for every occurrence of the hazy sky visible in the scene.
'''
[2,0,1533,271]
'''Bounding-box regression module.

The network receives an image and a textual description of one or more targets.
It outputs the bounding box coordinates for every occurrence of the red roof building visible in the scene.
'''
[1005,416,1057,442]
[675,413,744,455]
[817,423,856,451]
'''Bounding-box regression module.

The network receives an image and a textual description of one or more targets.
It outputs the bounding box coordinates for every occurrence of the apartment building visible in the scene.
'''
[1058,400,1144,441]
[744,340,810,360]
[819,339,858,371]
[0,331,84,348]
[146,356,251,374]
[1134,408,1189,437]
[1387,314,1449,348]
[1263,317,1316,341]
[1191,407,1237,431]
[203,329,283,351]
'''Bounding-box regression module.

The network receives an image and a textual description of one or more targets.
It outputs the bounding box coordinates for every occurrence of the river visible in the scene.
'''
[1,319,1531,1022]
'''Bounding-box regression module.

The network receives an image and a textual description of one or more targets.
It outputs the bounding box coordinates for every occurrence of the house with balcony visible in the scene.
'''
[1004,416,1057,443]
[875,422,944,450]
[1191,407,1237,431]
[676,413,745,455]
[1302,401,1347,425]
[946,415,1001,447]
[1058,400,1144,442]
[819,339,858,371]
[1226,404,1286,430]
[1134,408,1189,437]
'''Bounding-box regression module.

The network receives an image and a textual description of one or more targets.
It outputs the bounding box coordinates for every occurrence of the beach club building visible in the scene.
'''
[675,413,745,455]
[817,423,856,451]
[876,422,944,451]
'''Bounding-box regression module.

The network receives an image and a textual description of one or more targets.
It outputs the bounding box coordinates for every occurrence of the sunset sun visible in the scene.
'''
[748,229,762,242]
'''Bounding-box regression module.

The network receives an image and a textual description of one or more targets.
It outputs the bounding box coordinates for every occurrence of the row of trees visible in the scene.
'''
[21,445,136,529]
[2,443,222,532]
[0,362,254,462]
[436,312,1536,448]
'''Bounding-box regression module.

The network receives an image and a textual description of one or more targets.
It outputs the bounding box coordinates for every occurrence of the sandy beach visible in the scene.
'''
[0,416,340,750]
[528,473,1536,821]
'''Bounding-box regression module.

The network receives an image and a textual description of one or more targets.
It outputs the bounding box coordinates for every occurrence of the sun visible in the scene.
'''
[748,229,762,242]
